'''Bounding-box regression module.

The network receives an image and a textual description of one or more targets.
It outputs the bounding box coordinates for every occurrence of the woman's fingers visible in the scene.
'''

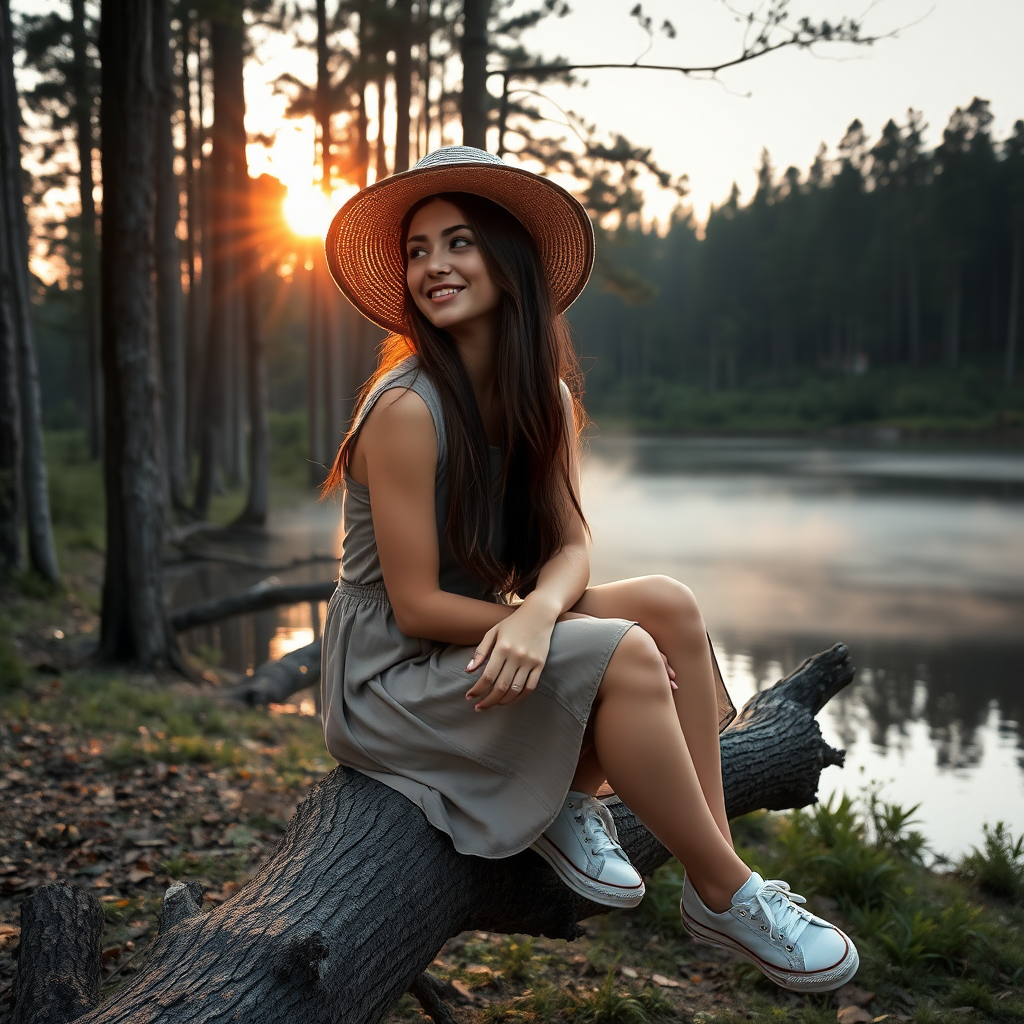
[474,658,518,710]
[497,664,532,706]
[659,649,678,690]
[466,627,498,673]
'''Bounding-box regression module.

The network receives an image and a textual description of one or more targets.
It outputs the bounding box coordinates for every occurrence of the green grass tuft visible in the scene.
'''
[959,822,1024,902]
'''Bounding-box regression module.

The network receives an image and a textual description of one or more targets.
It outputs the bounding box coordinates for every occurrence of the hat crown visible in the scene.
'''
[412,146,506,171]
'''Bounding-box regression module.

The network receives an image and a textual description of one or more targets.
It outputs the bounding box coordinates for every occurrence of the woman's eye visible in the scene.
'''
[450,236,471,249]
[408,246,427,259]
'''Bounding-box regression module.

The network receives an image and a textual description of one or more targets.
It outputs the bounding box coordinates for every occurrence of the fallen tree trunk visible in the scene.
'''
[227,638,322,706]
[163,551,337,572]
[40,644,855,1024]
[170,578,336,632]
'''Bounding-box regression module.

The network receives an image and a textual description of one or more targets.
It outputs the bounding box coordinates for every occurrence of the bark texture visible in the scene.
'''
[57,644,853,1024]
[460,0,492,149]
[153,0,188,510]
[0,0,60,585]
[170,579,336,632]
[11,882,103,1024]
[0,160,21,575]
[69,0,102,460]
[97,0,177,667]
[194,16,244,516]
[227,637,322,706]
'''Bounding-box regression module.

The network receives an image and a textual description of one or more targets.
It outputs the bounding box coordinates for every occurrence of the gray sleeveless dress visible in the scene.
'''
[319,357,635,858]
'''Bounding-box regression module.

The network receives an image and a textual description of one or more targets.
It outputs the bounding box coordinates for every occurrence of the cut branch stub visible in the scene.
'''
[12,882,103,1024]
[68,643,854,1024]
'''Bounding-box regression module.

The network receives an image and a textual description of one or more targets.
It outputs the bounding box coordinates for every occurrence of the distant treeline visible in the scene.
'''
[570,99,1024,421]
[35,99,1024,436]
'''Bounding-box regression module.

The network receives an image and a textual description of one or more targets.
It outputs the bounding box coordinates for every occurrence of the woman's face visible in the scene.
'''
[405,199,501,334]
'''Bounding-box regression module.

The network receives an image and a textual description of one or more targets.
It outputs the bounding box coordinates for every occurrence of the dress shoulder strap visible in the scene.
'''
[349,355,447,468]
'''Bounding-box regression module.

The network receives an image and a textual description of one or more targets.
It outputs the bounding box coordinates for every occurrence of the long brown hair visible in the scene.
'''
[323,191,587,596]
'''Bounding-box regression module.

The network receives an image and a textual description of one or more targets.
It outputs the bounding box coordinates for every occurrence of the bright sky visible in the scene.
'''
[243,0,1024,234]
[18,0,1024,258]
[502,0,1024,222]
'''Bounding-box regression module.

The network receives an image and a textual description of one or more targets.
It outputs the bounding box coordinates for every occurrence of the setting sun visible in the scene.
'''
[283,182,359,238]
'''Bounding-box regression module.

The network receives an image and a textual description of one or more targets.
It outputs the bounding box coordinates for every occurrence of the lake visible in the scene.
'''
[170,436,1024,859]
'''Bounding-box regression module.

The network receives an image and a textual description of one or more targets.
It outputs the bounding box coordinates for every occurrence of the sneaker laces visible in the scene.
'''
[747,879,814,944]
[577,797,629,862]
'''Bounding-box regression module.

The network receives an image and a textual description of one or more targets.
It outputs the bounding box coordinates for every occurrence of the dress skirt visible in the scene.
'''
[320,577,635,859]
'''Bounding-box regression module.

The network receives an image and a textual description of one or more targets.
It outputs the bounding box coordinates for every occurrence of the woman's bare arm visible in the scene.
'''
[353,387,515,644]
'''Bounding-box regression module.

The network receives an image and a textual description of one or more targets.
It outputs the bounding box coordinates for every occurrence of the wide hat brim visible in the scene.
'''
[324,147,595,334]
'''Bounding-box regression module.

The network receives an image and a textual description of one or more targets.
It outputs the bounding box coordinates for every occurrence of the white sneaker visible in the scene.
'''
[680,871,859,992]
[531,791,645,908]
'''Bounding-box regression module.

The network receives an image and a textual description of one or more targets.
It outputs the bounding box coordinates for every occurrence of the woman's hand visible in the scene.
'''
[464,598,561,711]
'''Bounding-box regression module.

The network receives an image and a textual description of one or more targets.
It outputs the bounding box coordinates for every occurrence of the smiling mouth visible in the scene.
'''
[427,285,464,301]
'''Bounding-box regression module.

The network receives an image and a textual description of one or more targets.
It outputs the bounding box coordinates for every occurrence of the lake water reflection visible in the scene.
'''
[172,436,1024,858]
[584,437,1024,857]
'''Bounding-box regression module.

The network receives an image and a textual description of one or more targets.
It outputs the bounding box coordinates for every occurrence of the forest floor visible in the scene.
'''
[4,568,1024,1024]
[4,432,1024,1022]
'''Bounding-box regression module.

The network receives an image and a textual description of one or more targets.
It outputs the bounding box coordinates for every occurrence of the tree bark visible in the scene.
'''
[374,73,389,181]
[393,0,413,173]
[170,578,336,632]
[306,250,324,485]
[153,0,188,511]
[227,637,322,706]
[69,0,102,461]
[235,175,270,526]
[1006,236,1020,387]
[460,0,492,149]
[194,16,244,516]
[11,882,103,1024]
[0,183,21,575]
[54,643,854,1024]
[98,0,179,668]
[0,0,60,586]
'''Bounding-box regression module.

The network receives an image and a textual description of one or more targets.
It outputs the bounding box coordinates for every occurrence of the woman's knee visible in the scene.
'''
[642,575,705,641]
[600,626,671,702]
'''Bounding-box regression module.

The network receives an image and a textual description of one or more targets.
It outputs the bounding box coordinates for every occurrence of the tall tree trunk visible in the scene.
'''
[907,248,921,367]
[0,0,60,585]
[393,0,412,173]
[0,195,21,575]
[306,252,323,485]
[374,74,389,181]
[235,191,269,526]
[421,4,432,155]
[98,0,179,667]
[460,0,491,149]
[946,272,961,369]
[184,15,205,463]
[314,0,341,468]
[1007,236,1021,387]
[194,16,243,516]
[70,0,102,461]
[354,6,369,189]
[315,0,331,193]
[154,0,188,510]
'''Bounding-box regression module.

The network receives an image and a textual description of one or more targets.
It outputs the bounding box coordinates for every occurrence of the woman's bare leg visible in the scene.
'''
[589,624,750,912]
[574,577,732,844]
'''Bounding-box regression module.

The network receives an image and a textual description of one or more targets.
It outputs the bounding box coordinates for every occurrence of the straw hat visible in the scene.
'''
[324,146,595,334]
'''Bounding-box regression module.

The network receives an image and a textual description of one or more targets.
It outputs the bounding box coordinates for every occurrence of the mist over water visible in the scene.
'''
[171,436,1024,858]
[584,437,1024,857]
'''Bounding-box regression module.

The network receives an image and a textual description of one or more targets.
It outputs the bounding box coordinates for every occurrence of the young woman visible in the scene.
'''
[320,146,858,992]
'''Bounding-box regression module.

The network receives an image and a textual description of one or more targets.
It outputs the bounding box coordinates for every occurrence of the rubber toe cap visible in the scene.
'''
[799,922,854,972]
[597,856,643,889]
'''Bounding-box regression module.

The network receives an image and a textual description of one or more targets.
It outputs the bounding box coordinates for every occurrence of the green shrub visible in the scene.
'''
[959,822,1024,902]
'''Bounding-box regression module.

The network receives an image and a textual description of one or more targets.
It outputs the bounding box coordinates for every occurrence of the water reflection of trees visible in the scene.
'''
[730,637,1024,773]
